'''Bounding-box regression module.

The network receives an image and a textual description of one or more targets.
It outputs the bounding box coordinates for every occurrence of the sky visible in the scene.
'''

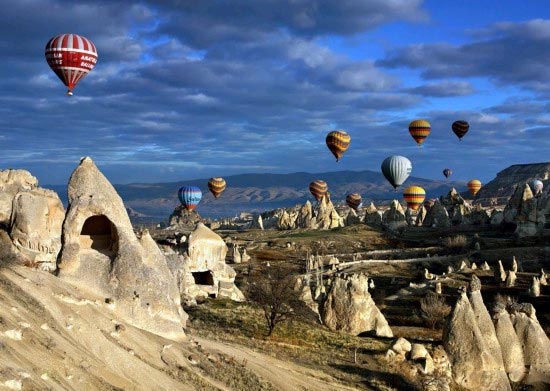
[1,0,549,186]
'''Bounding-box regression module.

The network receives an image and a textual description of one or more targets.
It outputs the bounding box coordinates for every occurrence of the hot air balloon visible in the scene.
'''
[529,179,543,196]
[403,186,426,211]
[443,168,452,179]
[467,179,482,197]
[208,177,226,198]
[178,186,202,211]
[45,34,98,96]
[452,120,469,140]
[381,156,412,189]
[345,193,362,211]
[408,120,431,146]
[309,180,328,202]
[326,130,351,162]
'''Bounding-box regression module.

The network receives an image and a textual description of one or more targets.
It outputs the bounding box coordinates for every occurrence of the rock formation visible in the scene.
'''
[9,188,65,271]
[386,337,411,361]
[316,193,345,229]
[506,270,517,287]
[248,214,264,230]
[345,209,361,225]
[503,183,547,237]
[258,196,343,230]
[540,269,548,286]
[321,273,392,337]
[381,200,406,230]
[529,277,540,297]
[363,202,382,226]
[493,301,526,383]
[0,169,38,225]
[467,276,508,383]
[168,207,204,228]
[510,304,550,384]
[443,287,511,390]
[171,223,245,304]
[57,157,186,340]
[495,260,506,283]
[422,200,450,228]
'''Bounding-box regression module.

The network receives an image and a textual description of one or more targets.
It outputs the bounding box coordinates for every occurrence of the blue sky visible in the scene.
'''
[1,0,549,185]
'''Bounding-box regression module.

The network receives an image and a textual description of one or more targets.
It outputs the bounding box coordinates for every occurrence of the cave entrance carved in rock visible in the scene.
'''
[79,215,118,257]
[192,270,214,286]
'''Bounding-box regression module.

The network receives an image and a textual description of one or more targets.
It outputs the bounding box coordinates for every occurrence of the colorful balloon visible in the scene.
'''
[443,168,452,179]
[45,33,98,95]
[345,193,362,211]
[467,179,482,196]
[529,179,543,195]
[309,180,328,202]
[178,186,202,211]
[326,130,351,162]
[408,120,431,146]
[208,177,226,198]
[381,155,412,189]
[403,186,426,211]
[452,120,469,140]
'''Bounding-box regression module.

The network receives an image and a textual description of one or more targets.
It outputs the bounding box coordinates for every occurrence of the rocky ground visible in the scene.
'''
[0,263,369,391]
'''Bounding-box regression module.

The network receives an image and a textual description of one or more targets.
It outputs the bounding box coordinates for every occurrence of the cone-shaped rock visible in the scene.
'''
[443,289,511,390]
[321,273,392,337]
[467,276,508,382]
[57,157,186,340]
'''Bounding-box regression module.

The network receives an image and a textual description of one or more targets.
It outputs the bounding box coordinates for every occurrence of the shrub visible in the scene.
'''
[419,292,451,329]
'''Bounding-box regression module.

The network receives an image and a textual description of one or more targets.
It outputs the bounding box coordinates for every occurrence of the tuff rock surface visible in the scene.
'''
[57,157,187,340]
[321,273,392,337]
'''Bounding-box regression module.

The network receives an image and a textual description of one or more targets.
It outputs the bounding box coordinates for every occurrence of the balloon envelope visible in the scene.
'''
[309,180,328,202]
[452,120,469,140]
[408,120,431,146]
[208,177,226,198]
[45,33,98,95]
[529,179,543,195]
[381,156,412,189]
[178,186,202,211]
[345,193,362,211]
[326,130,351,161]
[403,186,426,211]
[443,168,452,179]
[467,179,482,196]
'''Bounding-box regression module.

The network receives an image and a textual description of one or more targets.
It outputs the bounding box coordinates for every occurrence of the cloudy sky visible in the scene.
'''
[1,0,549,186]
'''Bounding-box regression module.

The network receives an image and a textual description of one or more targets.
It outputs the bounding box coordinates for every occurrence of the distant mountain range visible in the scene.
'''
[46,170,466,222]
[45,162,549,222]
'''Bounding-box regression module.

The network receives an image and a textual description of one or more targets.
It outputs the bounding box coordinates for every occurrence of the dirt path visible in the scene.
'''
[193,336,359,391]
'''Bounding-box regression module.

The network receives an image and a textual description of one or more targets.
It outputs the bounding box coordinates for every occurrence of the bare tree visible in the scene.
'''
[420,292,451,329]
[246,263,306,336]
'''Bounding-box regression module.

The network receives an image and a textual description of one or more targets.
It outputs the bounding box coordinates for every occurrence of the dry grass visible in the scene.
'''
[185,298,423,389]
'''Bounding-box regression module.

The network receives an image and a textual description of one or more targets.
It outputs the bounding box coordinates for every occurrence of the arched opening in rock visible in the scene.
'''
[80,215,118,256]
[192,271,214,286]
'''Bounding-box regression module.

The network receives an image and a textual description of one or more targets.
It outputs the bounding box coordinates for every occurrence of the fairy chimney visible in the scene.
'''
[57,157,187,340]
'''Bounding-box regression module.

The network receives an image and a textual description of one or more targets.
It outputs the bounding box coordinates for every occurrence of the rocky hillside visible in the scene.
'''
[0,262,359,391]
[476,163,550,200]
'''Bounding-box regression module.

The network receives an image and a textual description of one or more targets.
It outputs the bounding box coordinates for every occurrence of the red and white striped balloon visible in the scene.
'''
[45,33,98,95]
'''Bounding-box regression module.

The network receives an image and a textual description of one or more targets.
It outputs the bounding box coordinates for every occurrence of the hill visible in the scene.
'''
[476,162,550,200]
[46,170,466,222]
[45,162,550,222]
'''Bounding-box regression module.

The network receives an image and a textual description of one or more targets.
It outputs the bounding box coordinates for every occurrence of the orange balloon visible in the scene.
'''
[408,119,431,146]
[309,180,328,202]
[403,186,426,210]
[208,177,226,198]
[326,130,351,161]
[467,179,482,196]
